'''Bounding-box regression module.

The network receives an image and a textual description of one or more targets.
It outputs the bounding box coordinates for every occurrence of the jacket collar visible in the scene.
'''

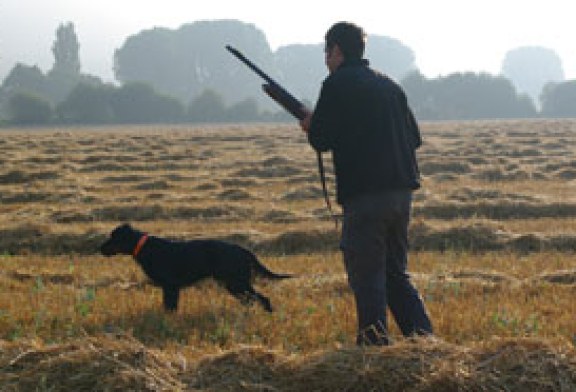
[338,58,369,70]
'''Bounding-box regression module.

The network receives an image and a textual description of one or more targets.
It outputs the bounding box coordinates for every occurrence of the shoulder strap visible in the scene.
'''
[316,151,339,228]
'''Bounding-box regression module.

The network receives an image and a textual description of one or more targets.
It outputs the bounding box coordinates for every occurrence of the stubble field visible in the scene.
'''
[0,120,575,391]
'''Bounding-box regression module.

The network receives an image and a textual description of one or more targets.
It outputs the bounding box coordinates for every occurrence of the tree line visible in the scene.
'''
[6,82,290,125]
[1,20,575,126]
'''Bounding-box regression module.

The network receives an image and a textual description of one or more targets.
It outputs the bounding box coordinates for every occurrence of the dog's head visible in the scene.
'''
[100,223,142,256]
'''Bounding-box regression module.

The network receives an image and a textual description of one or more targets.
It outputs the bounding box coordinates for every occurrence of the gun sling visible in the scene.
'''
[226,45,338,226]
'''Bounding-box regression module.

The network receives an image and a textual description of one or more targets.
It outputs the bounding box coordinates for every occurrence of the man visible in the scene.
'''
[299,21,433,345]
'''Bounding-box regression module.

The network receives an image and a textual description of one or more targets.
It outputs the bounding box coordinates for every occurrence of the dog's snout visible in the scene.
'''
[100,239,116,256]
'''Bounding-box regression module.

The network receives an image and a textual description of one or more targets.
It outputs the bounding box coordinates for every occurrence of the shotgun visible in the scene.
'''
[225,45,336,224]
[225,45,307,120]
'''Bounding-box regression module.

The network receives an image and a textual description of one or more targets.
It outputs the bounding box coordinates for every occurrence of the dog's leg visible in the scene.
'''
[251,290,273,312]
[225,283,273,312]
[225,283,253,307]
[162,286,180,311]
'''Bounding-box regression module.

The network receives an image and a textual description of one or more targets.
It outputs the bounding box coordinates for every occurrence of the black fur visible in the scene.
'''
[100,223,291,312]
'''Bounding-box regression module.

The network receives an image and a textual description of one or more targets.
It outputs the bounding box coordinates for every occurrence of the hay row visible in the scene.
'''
[1,224,576,256]
[414,201,576,220]
[6,190,576,220]
[0,334,184,391]
[3,268,575,292]
[0,334,574,391]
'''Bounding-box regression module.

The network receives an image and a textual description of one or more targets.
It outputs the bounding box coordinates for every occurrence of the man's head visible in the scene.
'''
[324,22,366,73]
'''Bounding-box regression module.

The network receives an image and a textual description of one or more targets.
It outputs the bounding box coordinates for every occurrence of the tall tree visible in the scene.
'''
[114,20,275,108]
[50,22,81,76]
[47,22,85,103]
[501,46,564,107]
[274,44,325,103]
[365,35,416,81]
[113,28,178,98]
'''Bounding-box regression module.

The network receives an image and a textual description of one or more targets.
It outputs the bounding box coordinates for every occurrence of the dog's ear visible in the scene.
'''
[110,223,131,238]
[113,223,132,234]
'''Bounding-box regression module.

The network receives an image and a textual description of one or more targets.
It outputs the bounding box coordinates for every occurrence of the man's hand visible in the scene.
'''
[299,108,313,133]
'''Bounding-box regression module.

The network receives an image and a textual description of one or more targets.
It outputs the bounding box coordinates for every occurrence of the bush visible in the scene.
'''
[56,82,115,124]
[7,92,53,125]
[187,89,227,122]
[112,82,184,123]
[540,80,576,117]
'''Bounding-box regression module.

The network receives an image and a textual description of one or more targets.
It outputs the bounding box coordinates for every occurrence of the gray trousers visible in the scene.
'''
[341,190,433,345]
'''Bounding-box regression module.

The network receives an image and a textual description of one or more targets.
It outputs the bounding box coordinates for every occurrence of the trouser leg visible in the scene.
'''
[387,274,433,336]
[343,248,389,345]
[386,195,433,336]
[342,195,389,345]
[341,190,433,345]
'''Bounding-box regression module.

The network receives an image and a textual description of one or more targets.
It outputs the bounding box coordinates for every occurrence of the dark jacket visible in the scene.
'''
[308,58,422,204]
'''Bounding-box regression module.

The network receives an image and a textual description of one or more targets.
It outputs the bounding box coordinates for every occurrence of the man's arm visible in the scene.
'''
[301,79,340,152]
[407,107,422,149]
[299,108,313,134]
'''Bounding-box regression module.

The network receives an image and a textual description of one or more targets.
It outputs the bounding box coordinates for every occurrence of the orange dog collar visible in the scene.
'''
[133,234,148,257]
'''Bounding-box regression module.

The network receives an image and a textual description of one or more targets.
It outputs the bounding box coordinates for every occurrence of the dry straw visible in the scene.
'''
[0,333,185,391]
[1,334,574,391]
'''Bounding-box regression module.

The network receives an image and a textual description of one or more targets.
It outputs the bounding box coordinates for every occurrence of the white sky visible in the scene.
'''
[1,0,574,82]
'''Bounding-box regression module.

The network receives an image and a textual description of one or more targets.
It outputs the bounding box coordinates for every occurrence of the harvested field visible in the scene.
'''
[0,120,575,390]
[1,334,574,391]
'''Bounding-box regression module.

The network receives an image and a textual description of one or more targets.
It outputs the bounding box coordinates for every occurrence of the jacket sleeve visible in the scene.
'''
[407,106,422,149]
[307,77,340,152]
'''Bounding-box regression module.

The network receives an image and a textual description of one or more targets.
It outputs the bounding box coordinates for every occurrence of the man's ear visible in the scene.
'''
[332,44,343,58]
[330,44,345,70]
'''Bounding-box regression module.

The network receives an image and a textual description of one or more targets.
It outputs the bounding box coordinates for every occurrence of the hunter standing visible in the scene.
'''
[300,21,433,345]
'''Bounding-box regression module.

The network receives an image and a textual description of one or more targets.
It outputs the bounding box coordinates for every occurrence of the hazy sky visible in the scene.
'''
[1,0,574,83]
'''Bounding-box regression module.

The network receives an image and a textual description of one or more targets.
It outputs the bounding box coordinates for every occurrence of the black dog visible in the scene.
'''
[100,223,291,312]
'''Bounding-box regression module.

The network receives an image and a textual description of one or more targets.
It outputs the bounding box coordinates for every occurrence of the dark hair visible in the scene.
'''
[325,22,366,60]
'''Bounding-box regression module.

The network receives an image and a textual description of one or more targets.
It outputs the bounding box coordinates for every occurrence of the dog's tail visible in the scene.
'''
[250,254,292,280]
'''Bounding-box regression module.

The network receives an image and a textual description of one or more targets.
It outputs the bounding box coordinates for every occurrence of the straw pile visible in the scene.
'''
[1,335,575,391]
[0,334,185,391]
[191,338,576,391]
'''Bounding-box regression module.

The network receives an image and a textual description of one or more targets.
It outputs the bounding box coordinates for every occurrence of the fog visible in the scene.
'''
[1,0,575,84]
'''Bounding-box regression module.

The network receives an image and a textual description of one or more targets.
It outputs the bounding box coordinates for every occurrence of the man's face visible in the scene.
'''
[325,44,344,74]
